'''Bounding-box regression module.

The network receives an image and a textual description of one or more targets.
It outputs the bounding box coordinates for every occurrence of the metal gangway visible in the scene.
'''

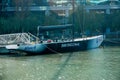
[0,33,39,47]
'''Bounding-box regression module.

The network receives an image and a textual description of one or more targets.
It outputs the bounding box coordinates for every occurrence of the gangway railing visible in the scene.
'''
[0,33,39,47]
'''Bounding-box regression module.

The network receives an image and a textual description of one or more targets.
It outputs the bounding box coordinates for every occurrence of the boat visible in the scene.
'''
[6,35,104,55]
[5,25,104,55]
[5,0,104,55]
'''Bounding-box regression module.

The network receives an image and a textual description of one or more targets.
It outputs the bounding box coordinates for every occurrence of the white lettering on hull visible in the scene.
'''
[61,43,80,48]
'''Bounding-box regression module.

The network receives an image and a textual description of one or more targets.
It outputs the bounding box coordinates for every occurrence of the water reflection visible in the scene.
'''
[0,46,120,80]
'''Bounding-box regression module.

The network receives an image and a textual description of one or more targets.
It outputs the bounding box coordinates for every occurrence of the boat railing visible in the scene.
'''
[41,38,74,44]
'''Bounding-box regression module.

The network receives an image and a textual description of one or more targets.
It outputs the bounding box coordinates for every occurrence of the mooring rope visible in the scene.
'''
[43,43,62,55]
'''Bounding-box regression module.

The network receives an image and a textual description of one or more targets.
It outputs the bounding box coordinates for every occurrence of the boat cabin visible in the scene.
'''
[37,24,73,42]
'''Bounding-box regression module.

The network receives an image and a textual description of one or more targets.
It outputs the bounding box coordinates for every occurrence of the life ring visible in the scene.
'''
[47,39,52,43]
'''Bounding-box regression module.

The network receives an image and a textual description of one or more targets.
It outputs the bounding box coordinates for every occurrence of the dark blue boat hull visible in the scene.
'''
[6,35,104,55]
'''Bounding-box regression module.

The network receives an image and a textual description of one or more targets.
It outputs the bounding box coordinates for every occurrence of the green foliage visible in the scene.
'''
[0,11,60,34]
[0,8,120,35]
[43,15,59,26]
[69,6,120,34]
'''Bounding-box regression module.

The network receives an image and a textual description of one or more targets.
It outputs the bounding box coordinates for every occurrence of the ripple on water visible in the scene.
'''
[0,46,120,80]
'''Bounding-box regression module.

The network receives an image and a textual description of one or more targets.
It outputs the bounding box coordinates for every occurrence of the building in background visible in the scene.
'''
[0,0,120,16]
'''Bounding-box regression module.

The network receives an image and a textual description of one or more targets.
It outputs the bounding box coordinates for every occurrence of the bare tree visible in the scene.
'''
[13,0,33,19]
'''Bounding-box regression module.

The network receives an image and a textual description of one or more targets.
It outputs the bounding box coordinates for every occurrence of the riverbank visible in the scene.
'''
[102,39,120,46]
[103,32,120,46]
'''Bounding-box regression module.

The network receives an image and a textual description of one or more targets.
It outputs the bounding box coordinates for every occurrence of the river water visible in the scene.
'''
[0,46,120,80]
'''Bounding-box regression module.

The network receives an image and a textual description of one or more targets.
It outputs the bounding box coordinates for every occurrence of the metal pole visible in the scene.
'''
[37,26,39,37]
[72,0,75,40]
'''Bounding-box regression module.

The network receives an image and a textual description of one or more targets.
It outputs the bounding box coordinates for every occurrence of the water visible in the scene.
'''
[0,46,120,80]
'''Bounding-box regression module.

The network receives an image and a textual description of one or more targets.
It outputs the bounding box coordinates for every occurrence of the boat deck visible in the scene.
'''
[42,35,103,44]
